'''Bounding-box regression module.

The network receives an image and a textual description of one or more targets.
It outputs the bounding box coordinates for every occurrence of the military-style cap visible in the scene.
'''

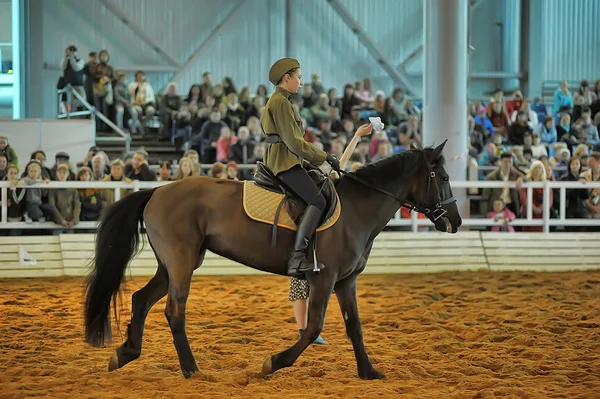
[269,58,300,85]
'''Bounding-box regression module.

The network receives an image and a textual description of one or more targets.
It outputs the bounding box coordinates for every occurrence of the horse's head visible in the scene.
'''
[410,141,462,233]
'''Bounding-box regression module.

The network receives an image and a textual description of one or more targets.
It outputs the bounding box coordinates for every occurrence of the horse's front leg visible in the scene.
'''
[335,276,385,380]
[261,272,336,376]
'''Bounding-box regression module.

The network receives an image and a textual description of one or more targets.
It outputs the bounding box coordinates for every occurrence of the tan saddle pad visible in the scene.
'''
[242,181,341,232]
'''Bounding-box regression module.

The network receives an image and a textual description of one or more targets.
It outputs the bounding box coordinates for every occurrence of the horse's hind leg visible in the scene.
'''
[163,247,202,378]
[108,260,169,371]
[261,273,336,376]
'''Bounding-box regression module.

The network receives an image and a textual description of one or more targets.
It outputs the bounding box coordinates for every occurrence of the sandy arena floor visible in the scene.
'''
[0,271,599,399]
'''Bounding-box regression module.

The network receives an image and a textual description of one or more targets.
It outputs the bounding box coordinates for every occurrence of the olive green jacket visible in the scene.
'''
[260,87,327,175]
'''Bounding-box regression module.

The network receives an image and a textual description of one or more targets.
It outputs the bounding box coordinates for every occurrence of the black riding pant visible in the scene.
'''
[277,165,326,212]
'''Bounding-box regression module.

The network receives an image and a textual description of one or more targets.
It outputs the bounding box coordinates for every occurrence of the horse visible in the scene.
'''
[84,141,462,380]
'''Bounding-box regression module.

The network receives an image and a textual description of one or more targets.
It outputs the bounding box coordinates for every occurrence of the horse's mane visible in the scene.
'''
[339,147,445,188]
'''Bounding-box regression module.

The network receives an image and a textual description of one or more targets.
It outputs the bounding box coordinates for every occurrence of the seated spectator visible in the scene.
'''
[186,85,202,111]
[553,80,573,115]
[529,133,548,159]
[327,88,342,112]
[310,73,325,95]
[573,80,597,106]
[574,108,599,150]
[530,97,548,122]
[199,72,213,103]
[301,84,317,109]
[371,141,393,163]
[245,95,265,123]
[101,159,132,207]
[329,139,345,159]
[158,162,173,181]
[21,160,55,223]
[247,143,265,165]
[580,152,600,224]
[51,152,75,181]
[511,102,539,130]
[520,160,549,232]
[482,152,524,217]
[228,127,255,179]
[311,94,330,126]
[392,87,407,110]
[398,115,422,150]
[508,111,532,145]
[212,84,227,104]
[160,83,181,140]
[535,116,558,146]
[0,155,7,180]
[354,78,374,104]
[369,130,389,159]
[505,90,524,115]
[0,136,18,167]
[487,199,516,232]
[326,106,344,134]
[216,126,238,162]
[380,98,403,131]
[341,84,360,119]
[478,143,499,180]
[474,106,495,141]
[488,102,511,138]
[317,119,337,152]
[193,109,227,163]
[222,77,237,96]
[125,150,156,181]
[373,91,385,114]
[403,98,421,120]
[3,165,26,222]
[468,115,486,155]
[183,149,201,176]
[114,71,142,134]
[129,71,156,130]
[557,113,581,149]
[226,93,245,127]
[91,152,110,180]
[256,84,269,100]
[225,161,239,181]
[91,60,113,132]
[246,116,264,143]
[573,143,589,159]
[238,87,251,111]
[76,167,102,222]
[209,162,226,178]
[218,102,241,132]
[174,157,194,180]
[560,157,587,231]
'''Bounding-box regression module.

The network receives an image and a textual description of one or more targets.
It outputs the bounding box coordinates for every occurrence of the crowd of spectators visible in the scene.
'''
[2,43,600,233]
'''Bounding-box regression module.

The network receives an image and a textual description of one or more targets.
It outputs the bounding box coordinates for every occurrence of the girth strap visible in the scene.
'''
[271,196,288,247]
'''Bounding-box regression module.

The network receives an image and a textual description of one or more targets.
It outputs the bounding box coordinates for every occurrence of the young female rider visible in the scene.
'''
[261,58,340,276]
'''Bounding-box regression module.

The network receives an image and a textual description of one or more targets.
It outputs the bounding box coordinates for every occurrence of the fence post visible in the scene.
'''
[1,187,7,223]
[133,180,140,192]
[411,209,419,232]
[543,180,550,233]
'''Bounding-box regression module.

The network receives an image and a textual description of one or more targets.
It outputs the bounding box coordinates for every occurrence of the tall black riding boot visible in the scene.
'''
[287,204,324,276]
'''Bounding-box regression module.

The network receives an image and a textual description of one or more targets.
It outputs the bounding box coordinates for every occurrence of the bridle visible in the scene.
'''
[336,164,456,222]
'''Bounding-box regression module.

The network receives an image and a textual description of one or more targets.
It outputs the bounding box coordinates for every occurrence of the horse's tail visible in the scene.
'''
[84,188,156,347]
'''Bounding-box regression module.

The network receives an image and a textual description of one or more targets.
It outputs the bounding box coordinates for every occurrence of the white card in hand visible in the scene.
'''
[368,117,385,132]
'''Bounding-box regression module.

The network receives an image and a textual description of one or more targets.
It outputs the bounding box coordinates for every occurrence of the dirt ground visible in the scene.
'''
[0,271,599,399]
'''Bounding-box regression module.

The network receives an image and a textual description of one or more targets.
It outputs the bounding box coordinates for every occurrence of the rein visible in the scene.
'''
[335,168,456,222]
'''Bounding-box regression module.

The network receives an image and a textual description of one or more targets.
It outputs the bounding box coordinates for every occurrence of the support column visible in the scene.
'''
[502,0,521,91]
[422,0,468,220]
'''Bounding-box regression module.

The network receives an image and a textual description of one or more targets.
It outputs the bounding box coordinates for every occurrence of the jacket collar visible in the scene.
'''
[275,86,292,100]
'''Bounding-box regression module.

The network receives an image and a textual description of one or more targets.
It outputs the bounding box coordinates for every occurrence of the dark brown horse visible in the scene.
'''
[84,142,461,379]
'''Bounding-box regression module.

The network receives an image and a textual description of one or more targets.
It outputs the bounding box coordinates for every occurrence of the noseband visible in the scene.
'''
[336,164,456,222]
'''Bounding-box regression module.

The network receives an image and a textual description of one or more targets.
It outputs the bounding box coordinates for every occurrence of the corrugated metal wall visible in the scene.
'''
[541,0,600,81]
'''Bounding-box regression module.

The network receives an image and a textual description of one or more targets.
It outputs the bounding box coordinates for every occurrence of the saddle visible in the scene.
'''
[243,162,341,246]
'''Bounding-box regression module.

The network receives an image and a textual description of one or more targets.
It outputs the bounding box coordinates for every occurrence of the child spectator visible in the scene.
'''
[21,160,54,223]
[158,162,173,181]
[216,126,238,162]
[174,157,194,180]
[488,199,516,232]
[3,165,25,222]
[226,161,239,181]
[49,164,81,228]
[209,162,226,178]
[101,159,133,208]
[77,166,102,222]
[0,136,18,167]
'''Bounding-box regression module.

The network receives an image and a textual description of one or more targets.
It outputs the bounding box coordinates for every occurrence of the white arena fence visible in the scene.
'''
[2,180,600,233]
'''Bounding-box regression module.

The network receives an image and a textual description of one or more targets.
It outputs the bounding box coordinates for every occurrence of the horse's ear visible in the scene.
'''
[433,139,447,160]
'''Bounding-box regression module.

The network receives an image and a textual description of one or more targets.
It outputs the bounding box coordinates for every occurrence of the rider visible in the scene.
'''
[261,58,340,277]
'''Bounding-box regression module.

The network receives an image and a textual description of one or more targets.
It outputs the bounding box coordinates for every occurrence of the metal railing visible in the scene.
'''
[56,84,131,153]
[2,180,599,233]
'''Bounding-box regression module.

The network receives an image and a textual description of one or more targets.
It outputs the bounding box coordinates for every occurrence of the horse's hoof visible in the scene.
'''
[182,368,197,379]
[359,368,386,380]
[261,357,273,377]
[108,352,120,372]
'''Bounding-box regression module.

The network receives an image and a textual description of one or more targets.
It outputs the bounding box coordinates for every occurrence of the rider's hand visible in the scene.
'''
[326,154,340,172]
[354,123,373,138]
